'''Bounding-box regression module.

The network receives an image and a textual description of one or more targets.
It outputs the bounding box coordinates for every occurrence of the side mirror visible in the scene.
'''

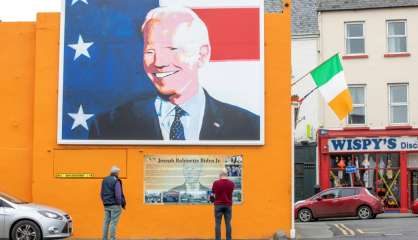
[316,197,322,201]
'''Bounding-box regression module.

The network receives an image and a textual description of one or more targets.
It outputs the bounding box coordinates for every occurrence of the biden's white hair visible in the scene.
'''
[141,6,211,62]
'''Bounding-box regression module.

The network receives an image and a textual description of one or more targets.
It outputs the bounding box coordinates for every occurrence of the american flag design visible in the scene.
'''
[58,0,264,145]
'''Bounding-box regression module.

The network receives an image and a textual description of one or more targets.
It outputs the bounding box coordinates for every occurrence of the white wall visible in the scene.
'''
[291,37,320,142]
[319,7,418,129]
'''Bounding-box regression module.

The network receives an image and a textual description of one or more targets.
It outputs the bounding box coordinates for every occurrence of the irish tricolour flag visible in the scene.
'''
[310,54,353,120]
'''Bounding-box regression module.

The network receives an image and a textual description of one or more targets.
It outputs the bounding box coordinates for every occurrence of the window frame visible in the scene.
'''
[347,85,367,126]
[386,20,408,53]
[388,83,409,125]
[345,21,366,55]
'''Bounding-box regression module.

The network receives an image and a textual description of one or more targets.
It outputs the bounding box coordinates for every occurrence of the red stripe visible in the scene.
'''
[193,8,260,61]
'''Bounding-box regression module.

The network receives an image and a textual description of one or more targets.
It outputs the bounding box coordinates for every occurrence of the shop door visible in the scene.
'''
[409,171,418,207]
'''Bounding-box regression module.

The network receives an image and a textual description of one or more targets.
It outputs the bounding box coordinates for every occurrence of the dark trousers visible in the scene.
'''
[215,205,232,240]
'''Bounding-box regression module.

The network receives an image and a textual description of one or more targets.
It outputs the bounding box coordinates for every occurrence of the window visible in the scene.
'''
[341,188,357,197]
[320,189,339,199]
[387,20,407,53]
[345,22,365,54]
[389,84,408,124]
[348,86,366,124]
[329,153,401,209]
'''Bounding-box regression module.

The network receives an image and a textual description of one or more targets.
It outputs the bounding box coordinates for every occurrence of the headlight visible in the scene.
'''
[38,210,63,220]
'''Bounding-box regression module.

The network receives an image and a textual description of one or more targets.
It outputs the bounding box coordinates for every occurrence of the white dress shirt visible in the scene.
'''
[154,87,206,140]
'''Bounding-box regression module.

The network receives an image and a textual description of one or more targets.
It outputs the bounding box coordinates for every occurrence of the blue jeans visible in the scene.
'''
[215,205,232,240]
[103,205,122,240]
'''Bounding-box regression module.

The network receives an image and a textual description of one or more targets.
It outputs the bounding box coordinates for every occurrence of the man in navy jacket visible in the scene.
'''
[101,166,126,240]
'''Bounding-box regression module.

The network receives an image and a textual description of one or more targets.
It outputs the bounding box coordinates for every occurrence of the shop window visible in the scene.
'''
[377,153,401,209]
[387,20,407,53]
[330,154,373,188]
[408,153,418,168]
[330,153,401,209]
[345,22,365,54]
[348,85,366,125]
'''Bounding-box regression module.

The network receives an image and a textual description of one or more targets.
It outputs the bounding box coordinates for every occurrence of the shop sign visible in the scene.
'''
[328,136,418,153]
[345,166,357,173]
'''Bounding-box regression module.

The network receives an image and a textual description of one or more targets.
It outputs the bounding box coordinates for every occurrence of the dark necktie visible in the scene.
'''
[170,106,186,140]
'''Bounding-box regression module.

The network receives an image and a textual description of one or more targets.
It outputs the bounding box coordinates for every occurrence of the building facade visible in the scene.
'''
[317,0,418,212]
[292,0,320,143]
[291,0,320,201]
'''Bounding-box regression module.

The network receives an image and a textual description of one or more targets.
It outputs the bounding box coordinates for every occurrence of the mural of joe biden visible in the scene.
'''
[89,7,260,141]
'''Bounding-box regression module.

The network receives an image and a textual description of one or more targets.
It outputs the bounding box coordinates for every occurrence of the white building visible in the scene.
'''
[291,0,320,143]
[318,0,418,129]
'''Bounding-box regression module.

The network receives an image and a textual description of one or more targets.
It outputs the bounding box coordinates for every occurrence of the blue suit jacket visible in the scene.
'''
[88,90,260,140]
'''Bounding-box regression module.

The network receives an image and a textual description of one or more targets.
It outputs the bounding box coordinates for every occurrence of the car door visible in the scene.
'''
[0,200,5,238]
[311,189,340,218]
[338,188,359,216]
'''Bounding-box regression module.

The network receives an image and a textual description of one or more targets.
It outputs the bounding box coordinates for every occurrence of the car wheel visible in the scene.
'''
[357,206,372,220]
[298,208,313,222]
[11,220,42,240]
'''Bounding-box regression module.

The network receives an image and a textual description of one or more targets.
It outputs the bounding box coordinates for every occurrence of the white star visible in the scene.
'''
[71,0,88,6]
[68,35,94,60]
[68,105,94,130]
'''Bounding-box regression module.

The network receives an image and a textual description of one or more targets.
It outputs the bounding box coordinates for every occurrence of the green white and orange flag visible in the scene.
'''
[309,54,353,120]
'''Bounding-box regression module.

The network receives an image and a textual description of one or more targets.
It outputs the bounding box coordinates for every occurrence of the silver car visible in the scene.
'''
[0,192,72,240]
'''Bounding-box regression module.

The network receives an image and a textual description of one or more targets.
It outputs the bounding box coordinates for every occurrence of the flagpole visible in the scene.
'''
[291,53,340,87]
[299,86,319,104]
[291,71,312,87]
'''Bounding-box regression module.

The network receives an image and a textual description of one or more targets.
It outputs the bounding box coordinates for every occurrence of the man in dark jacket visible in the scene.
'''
[212,169,235,240]
[101,166,126,240]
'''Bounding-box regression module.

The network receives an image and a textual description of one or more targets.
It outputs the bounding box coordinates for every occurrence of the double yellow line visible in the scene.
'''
[335,223,355,236]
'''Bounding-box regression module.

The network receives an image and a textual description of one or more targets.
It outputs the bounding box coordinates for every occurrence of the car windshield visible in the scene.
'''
[0,193,28,204]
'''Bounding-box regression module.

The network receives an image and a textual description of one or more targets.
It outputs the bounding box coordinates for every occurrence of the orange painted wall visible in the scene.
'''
[1,2,291,239]
[0,22,35,201]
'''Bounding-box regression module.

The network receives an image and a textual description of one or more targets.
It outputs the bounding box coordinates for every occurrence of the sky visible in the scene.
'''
[0,0,60,21]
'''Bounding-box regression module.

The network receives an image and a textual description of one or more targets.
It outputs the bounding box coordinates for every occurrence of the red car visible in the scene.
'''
[295,187,384,222]
[412,199,418,214]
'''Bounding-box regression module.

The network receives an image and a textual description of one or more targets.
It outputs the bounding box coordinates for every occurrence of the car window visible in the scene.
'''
[341,188,357,197]
[320,190,338,199]
[0,199,12,208]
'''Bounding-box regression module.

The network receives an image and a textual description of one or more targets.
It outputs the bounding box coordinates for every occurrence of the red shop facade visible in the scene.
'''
[318,128,418,212]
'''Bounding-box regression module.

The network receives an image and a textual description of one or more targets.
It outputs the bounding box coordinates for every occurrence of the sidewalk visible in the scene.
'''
[377,212,417,219]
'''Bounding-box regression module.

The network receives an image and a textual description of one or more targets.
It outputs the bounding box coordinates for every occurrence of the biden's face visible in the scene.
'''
[143,20,200,97]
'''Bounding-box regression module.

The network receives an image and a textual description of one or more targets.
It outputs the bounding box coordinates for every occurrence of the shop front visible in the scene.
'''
[318,128,418,213]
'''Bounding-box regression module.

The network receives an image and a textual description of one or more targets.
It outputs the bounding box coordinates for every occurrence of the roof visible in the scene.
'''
[318,0,418,12]
[265,0,284,13]
[292,0,319,36]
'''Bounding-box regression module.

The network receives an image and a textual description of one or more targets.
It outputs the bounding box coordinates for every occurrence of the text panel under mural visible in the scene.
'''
[144,154,242,205]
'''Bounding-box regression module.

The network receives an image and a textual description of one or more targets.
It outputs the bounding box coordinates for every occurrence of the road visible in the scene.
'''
[295,215,418,240]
